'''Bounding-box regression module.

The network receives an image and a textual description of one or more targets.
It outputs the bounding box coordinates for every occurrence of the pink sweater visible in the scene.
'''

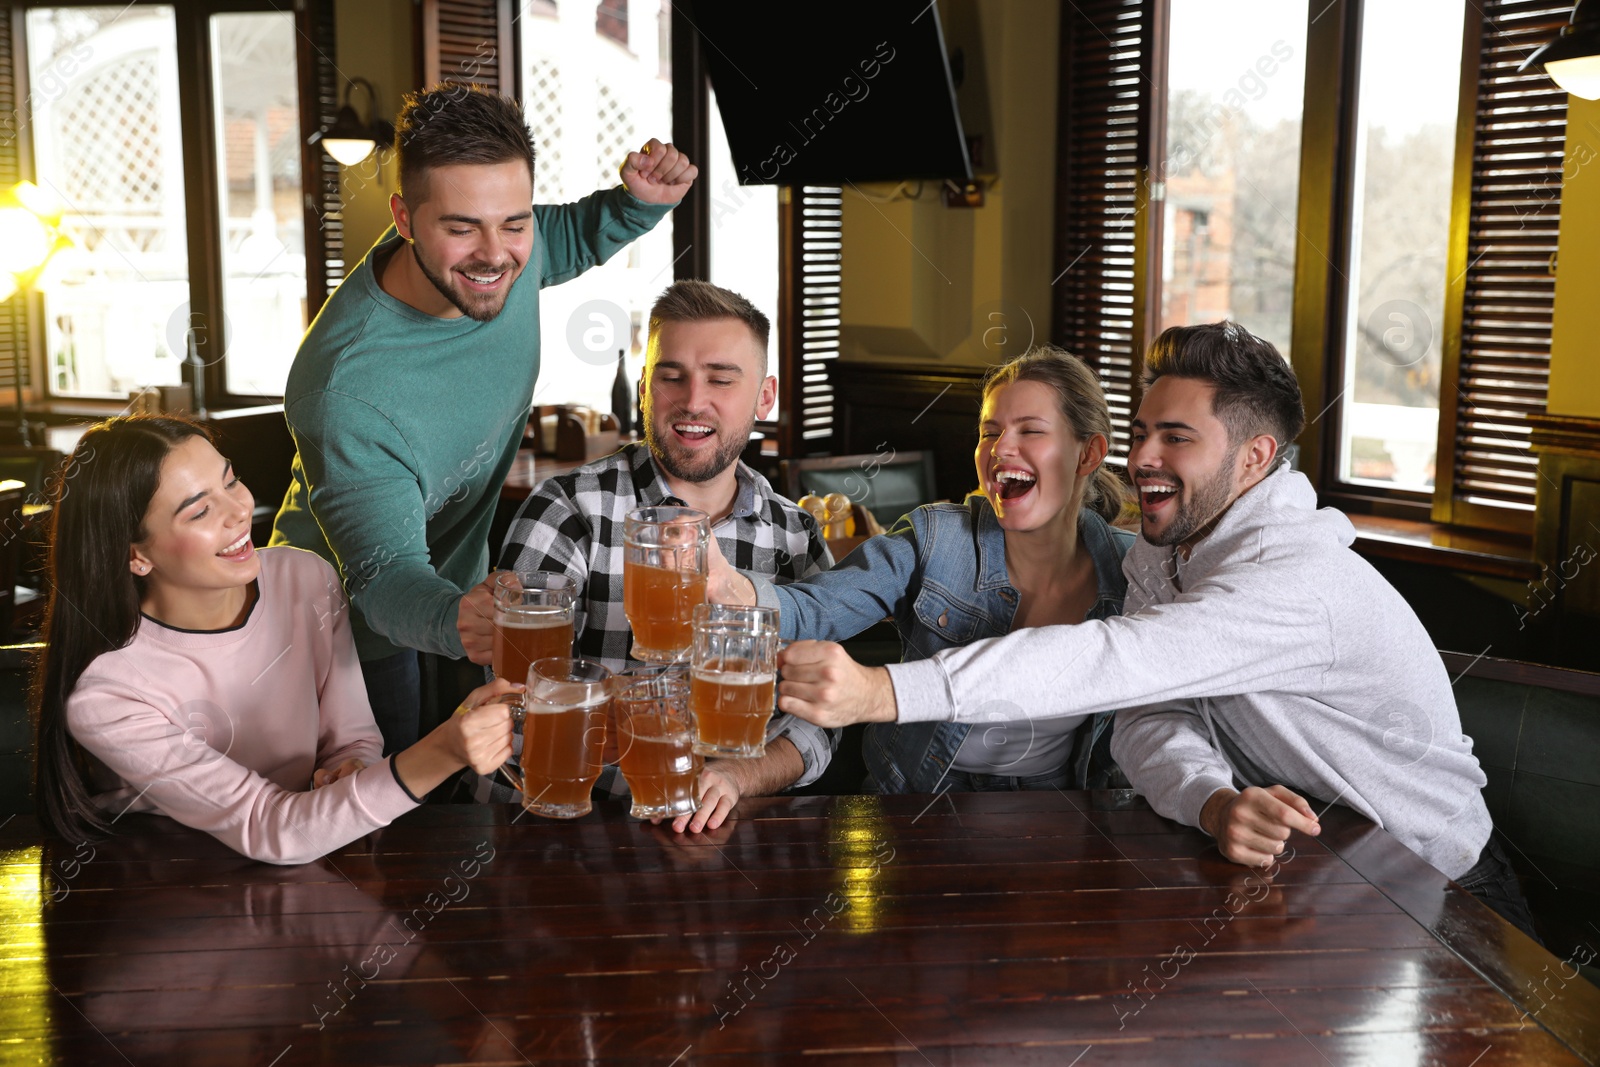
[67,547,418,864]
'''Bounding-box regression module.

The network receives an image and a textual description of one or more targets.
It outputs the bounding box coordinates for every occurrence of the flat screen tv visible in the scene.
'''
[687,0,972,185]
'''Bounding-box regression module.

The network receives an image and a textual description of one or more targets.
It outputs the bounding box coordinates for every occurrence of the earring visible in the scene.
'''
[133,564,148,575]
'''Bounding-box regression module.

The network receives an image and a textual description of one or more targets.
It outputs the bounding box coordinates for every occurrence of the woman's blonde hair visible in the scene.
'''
[981,344,1131,523]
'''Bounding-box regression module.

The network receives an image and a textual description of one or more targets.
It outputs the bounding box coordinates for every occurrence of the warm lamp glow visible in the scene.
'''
[323,137,377,166]
[1547,54,1600,99]
[319,79,394,168]
[10,180,64,226]
[1522,0,1600,99]
[0,205,53,276]
[1,181,63,449]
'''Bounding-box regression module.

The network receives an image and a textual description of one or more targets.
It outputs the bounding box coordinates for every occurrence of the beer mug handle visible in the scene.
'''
[498,762,526,796]
[471,703,529,798]
[496,703,528,796]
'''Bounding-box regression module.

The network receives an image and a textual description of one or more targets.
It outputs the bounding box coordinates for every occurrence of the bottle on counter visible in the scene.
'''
[611,349,633,436]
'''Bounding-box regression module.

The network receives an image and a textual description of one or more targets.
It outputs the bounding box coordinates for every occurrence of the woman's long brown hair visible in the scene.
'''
[31,415,212,844]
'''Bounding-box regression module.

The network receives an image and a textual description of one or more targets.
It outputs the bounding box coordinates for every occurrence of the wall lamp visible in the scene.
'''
[317,77,395,166]
[1522,0,1600,100]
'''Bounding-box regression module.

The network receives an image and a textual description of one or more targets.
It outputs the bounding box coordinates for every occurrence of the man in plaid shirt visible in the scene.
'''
[466,280,835,828]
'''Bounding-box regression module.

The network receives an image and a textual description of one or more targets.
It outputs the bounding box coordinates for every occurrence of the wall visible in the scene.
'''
[1548,95,1600,420]
[334,0,415,264]
[839,0,1059,366]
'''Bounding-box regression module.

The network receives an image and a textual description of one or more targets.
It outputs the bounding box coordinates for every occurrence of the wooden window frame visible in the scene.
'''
[775,183,842,457]
[5,0,523,413]
[1060,0,1566,538]
[7,0,342,411]
[1429,0,1568,534]
[1301,0,1567,537]
[419,0,516,91]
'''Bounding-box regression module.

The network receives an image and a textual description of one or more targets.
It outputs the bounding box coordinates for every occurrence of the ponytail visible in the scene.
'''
[1084,463,1132,524]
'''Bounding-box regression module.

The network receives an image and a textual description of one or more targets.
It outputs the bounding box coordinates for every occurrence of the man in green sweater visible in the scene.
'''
[270,84,695,752]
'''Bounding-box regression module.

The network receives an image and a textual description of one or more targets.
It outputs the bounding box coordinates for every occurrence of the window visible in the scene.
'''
[1333,0,1465,495]
[596,0,628,47]
[1158,0,1307,360]
[521,5,789,435]
[1054,0,1568,534]
[26,6,191,398]
[520,1,673,415]
[210,12,306,397]
[13,1,323,405]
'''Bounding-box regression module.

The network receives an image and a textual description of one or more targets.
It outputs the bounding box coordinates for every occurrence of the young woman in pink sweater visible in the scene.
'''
[32,416,516,864]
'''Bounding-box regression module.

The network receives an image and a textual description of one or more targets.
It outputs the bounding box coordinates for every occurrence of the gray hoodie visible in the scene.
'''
[887,465,1492,878]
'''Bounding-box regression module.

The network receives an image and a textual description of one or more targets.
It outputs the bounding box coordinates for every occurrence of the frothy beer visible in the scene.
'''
[520,697,609,814]
[617,708,702,819]
[690,660,776,757]
[492,608,574,688]
[624,561,707,659]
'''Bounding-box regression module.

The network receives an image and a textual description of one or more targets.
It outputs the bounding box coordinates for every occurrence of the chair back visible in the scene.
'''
[1446,650,1600,957]
[0,481,25,638]
[0,642,43,815]
[0,446,66,502]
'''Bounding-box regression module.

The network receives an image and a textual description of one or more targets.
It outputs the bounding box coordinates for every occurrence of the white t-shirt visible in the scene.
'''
[950,713,1087,778]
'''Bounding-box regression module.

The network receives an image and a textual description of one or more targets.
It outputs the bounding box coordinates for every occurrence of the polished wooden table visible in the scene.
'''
[3,792,1597,1065]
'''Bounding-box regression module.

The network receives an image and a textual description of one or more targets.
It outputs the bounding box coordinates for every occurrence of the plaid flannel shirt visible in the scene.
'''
[469,443,836,803]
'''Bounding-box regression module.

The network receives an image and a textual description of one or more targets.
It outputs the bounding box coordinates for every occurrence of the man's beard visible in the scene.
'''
[645,405,753,485]
[411,241,515,323]
[1141,448,1238,548]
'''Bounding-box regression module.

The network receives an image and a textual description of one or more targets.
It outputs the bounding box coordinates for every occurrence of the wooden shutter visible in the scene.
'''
[1434,0,1570,532]
[297,0,344,317]
[777,185,842,457]
[1052,0,1167,458]
[0,7,31,411]
[420,0,517,93]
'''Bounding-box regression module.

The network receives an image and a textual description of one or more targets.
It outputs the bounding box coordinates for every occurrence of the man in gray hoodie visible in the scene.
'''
[778,321,1535,937]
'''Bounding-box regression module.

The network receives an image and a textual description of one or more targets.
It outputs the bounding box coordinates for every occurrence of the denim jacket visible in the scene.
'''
[755,497,1135,793]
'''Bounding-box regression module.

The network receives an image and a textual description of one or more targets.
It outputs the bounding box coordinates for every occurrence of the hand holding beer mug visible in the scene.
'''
[704,532,757,606]
[612,665,703,820]
[498,657,611,819]
[492,572,578,707]
[690,604,779,758]
[623,506,711,663]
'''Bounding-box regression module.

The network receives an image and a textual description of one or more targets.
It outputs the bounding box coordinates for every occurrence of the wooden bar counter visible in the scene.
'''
[1,792,1595,1064]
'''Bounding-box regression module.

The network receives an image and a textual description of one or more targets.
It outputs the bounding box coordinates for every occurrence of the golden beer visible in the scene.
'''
[616,707,702,819]
[492,610,574,690]
[623,507,711,663]
[506,658,613,819]
[519,698,609,816]
[689,605,780,758]
[623,560,707,660]
[491,572,577,694]
[690,660,776,757]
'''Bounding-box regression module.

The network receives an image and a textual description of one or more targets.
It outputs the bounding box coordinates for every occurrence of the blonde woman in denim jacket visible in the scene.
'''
[710,346,1135,793]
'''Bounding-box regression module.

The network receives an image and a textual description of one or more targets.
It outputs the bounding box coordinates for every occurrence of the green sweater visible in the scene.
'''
[269,187,672,661]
